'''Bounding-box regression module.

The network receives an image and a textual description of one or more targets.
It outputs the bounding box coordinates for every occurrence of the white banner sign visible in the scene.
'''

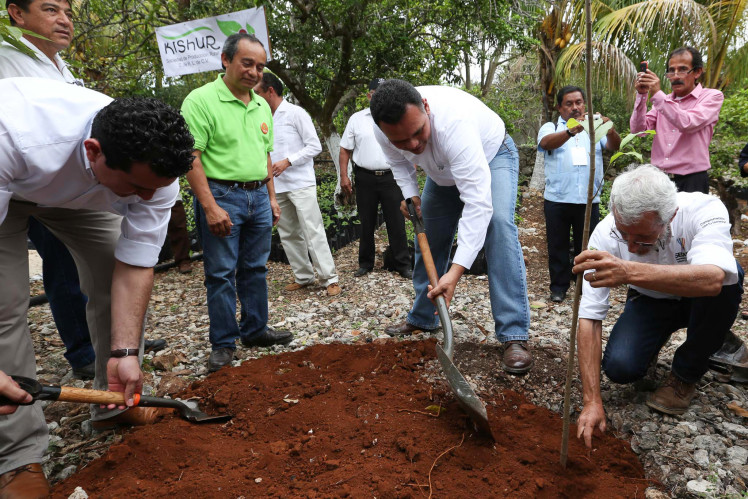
[155,7,271,77]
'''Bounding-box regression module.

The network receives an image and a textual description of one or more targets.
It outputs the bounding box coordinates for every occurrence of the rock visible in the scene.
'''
[726,447,748,466]
[693,449,709,467]
[58,465,77,481]
[723,422,748,438]
[693,434,726,454]
[644,488,669,499]
[638,432,659,451]
[68,486,89,499]
[683,467,699,480]
[156,373,190,397]
[151,352,188,371]
[686,479,716,494]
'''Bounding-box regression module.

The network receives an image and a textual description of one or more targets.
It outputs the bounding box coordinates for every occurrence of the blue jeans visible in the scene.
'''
[27,217,95,368]
[407,135,530,342]
[603,263,744,384]
[195,182,273,350]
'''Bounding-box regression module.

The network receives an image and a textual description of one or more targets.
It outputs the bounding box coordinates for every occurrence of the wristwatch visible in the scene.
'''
[566,129,575,137]
[110,348,140,358]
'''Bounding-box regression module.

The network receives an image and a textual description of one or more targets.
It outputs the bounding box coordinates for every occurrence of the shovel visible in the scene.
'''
[1,375,231,424]
[406,199,494,439]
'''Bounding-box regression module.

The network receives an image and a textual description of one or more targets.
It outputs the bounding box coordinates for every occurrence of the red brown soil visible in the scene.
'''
[53,339,646,498]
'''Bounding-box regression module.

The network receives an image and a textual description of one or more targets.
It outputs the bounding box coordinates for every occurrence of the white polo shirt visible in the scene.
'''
[340,108,389,170]
[0,78,178,267]
[269,99,322,194]
[0,37,81,84]
[374,85,505,268]
[580,192,738,320]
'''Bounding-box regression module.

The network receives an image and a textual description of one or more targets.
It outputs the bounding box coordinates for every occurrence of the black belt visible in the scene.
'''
[207,177,270,190]
[667,171,707,180]
[355,166,391,176]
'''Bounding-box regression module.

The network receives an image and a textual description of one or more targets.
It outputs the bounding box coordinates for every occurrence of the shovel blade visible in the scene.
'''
[436,344,494,440]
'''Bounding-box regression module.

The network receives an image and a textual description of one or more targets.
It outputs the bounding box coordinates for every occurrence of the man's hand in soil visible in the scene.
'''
[106,356,143,408]
[577,402,607,449]
[0,371,32,415]
[573,250,629,288]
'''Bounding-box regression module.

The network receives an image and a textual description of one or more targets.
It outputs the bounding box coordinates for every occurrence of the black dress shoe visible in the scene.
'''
[550,291,566,303]
[72,362,95,380]
[207,347,235,373]
[384,321,437,336]
[145,338,167,353]
[241,327,294,348]
[354,267,372,277]
[398,268,413,279]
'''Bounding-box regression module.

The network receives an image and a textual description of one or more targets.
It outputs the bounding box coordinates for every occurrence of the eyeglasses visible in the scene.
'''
[664,69,695,78]
[609,227,660,248]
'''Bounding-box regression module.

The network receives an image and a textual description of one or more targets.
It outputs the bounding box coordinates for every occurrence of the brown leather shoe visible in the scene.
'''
[384,321,436,336]
[0,463,49,499]
[91,406,168,431]
[646,373,697,415]
[284,282,310,292]
[501,341,533,374]
[326,283,341,296]
[177,260,192,274]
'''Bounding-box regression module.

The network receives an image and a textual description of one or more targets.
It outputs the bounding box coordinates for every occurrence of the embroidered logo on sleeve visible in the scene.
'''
[261,123,269,134]
[699,217,727,229]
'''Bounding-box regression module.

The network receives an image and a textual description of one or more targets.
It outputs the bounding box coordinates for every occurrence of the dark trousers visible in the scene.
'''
[603,263,744,384]
[168,201,191,264]
[354,167,409,271]
[27,218,94,369]
[544,200,599,293]
[672,171,709,194]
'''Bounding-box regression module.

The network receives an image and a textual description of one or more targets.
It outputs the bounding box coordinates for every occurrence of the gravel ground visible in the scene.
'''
[28,188,748,498]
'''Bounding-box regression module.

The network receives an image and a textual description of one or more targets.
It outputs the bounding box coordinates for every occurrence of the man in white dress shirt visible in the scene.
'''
[339,78,411,279]
[254,72,341,296]
[0,78,194,495]
[574,165,743,448]
[371,79,533,374]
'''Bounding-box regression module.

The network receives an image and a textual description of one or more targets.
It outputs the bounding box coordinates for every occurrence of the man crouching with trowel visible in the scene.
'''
[574,165,743,448]
[0,78,193,497]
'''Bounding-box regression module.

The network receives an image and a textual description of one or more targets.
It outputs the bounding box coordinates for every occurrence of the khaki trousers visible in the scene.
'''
[276,186,338,287]
[0,200,134,474]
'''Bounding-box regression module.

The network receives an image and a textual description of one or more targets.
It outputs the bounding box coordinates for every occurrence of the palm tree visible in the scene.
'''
[554,0,748,97]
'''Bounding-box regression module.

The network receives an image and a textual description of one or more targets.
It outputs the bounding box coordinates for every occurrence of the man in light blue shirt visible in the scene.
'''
[537,86,620,303]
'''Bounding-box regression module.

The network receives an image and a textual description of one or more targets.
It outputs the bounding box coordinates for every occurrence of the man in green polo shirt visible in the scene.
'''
[182,33,293,373]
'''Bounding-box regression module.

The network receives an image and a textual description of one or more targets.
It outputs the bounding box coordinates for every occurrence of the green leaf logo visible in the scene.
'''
[217,19,242,36]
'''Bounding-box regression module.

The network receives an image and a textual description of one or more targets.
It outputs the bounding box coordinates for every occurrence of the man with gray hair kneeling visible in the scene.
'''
[573,164,743,448]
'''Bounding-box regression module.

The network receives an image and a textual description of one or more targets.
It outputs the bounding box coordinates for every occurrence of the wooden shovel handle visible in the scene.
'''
[416,232,439,289]
[58,387,140,406]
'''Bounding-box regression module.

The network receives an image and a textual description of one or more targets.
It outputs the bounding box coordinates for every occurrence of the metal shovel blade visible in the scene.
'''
[435,343,494,439]
[136,395,232,424]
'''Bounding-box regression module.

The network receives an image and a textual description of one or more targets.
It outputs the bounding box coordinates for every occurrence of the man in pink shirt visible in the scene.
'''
[631,46,723,194]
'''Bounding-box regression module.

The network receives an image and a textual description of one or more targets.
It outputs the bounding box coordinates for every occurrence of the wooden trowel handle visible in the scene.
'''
[57,387,140,406]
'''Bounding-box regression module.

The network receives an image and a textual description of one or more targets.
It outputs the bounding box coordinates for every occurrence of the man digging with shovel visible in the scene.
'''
[0,78,193,497]
[371,79,533,374]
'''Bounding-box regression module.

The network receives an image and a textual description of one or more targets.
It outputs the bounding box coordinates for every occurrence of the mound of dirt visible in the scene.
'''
[53,339,646,498]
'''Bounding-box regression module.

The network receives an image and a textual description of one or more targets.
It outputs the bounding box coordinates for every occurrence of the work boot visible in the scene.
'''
[177,260,192,274]
[284,282,310,292]
[91,407,166,431]
[646,372,697,415]
[207,347,235,372]
[384,321,436,337]
[501,341,533,374]
[398,268,413,279]
[72,361,96,380]
[144,338,167,354]
[0,463,49,499]
[241,328,294,348]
